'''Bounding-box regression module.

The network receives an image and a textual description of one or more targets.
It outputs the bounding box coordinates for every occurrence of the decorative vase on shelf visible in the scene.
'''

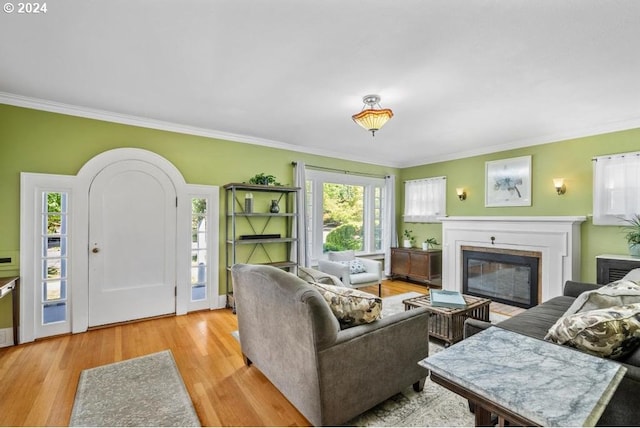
[403,239,412,248]
[422,242,429,251]
[630,243,640,257]
[269,199,280,213]
[244,193,253,213]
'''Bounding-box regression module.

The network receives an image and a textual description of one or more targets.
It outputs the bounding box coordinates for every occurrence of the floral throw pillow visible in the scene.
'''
[312,282,382,328]
[545,303,640,359]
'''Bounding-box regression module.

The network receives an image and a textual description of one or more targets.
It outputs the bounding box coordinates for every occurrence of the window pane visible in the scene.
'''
[43,302,66,324]
[191,197,207,303]
[323,183,364,252]
[43,279,66,301]
[41,191,69,325]
[374,186,383,251]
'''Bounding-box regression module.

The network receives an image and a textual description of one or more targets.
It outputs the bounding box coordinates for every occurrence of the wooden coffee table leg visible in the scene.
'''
[473,403,493,427]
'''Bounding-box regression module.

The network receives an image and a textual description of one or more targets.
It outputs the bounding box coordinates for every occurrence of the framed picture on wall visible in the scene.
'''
[485,155,532,207]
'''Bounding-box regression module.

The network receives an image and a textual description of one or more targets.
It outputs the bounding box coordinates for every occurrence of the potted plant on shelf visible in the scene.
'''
[623,214,640,257]
[402,229,415,248]
[422,237,440,251]
[248,173,281,186]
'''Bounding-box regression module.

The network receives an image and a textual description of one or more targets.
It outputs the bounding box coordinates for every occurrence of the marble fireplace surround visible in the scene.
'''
[441,216,586,303]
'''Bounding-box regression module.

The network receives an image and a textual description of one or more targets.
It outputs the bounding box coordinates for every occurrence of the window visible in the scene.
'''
[190,197,208,302]
[403,176,447,222]
[593,152,640,225]
[306,170,385,262]
[41,192,69,325]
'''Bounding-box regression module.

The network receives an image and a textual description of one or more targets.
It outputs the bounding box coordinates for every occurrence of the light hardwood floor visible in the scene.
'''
[0,279,429,427]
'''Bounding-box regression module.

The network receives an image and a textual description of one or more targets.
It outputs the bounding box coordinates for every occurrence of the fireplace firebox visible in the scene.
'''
[462,247,540,309]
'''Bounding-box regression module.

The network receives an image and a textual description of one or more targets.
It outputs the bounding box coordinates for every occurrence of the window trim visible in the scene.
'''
[305,170,385,264]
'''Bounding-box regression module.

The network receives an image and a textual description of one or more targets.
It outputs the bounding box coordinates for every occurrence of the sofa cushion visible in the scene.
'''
[497,296,575,340]
[312,282,382,328]
[564,279,640,316]
[544,303,640,359]
[297,266,343,286]
[337,259,367,274]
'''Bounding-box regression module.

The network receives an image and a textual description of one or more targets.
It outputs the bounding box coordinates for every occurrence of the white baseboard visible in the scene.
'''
[0,327,13,348]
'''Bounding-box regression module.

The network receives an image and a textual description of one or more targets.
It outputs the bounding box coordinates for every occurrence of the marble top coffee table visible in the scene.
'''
[419,326,627,426]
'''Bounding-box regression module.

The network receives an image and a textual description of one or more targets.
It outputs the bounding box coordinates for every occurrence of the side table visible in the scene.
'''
[403,293,490,345]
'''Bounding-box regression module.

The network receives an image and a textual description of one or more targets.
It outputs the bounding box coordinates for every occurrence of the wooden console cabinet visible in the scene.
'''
[390,247,442,286]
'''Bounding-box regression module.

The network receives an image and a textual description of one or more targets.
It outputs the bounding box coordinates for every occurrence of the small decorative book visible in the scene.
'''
[430,290,467,309]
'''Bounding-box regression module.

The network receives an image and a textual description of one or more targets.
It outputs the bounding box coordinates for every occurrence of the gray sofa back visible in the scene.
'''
[232,264,430,426]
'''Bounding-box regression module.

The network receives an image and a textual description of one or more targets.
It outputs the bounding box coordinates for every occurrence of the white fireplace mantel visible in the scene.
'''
[441,216,587,302]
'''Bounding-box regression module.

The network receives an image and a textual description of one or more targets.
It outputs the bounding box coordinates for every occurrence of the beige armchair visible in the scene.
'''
[318,250,383,296]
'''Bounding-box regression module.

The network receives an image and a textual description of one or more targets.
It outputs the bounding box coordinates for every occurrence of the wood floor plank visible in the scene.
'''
[0,279,426,426]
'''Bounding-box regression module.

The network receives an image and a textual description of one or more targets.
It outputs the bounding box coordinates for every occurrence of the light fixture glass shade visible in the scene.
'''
[352,108,394,135]
[553,178,566,195]
[352,94,393,136]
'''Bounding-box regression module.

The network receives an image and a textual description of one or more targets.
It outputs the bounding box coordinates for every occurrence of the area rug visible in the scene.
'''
[69,350,200,427]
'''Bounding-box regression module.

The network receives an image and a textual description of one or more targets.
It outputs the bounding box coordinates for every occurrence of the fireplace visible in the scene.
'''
[441,216,586,303]
[462,247,541,309]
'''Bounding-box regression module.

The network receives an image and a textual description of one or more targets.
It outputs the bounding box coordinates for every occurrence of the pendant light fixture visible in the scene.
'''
[352,94,393,136]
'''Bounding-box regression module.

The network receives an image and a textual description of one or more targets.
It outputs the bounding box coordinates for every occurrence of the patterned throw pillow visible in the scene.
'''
[338,259,367,274]
[545,303,640,359]
[312,282,382,328]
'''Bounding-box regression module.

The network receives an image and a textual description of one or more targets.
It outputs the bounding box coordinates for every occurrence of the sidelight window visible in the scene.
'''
[191,198,208,302]
[41,192,69,324]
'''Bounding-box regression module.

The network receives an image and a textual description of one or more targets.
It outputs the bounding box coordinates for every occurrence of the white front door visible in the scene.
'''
[88,159,177,326]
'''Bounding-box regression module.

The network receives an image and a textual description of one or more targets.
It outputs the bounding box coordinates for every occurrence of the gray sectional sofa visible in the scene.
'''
[465,280,640,426]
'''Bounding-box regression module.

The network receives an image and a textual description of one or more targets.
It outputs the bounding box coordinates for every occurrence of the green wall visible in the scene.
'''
[399,128,640,283]
[0,104,398,328]
[2,103,640,330]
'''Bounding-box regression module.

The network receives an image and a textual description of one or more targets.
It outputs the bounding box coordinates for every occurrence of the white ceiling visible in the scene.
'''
[2,0,640,167]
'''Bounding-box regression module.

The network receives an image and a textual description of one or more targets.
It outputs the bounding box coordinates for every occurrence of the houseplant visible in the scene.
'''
[422,237,440,251]
[403,229,415,248]
[248,173,281,186]
[623,214,640,257]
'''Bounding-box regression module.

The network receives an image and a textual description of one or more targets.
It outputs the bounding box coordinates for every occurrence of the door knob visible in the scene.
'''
[92,247,100,253]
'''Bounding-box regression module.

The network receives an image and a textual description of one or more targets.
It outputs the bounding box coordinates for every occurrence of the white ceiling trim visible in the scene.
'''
[3,92,640,169]
[405,116,640,167]
[0,92,394,168]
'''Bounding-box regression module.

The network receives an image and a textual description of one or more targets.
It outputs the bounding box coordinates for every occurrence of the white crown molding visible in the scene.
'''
[402,116,640,168]
[0,92,401,168]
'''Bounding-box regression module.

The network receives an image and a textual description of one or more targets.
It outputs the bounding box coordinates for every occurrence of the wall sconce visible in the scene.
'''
[553,178,566,195]
[456,187,467,201]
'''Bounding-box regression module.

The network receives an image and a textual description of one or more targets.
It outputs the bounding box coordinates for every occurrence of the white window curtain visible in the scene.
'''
[293,161,310,266]
[593,152,640,225]
[403,176,447,223]
[383,175,397,276]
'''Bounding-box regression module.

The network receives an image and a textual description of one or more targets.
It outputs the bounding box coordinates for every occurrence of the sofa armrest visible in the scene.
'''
[563,280,602,298]
[318,260,350,285]
[464,318,492,339]
[357,257,382,279]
